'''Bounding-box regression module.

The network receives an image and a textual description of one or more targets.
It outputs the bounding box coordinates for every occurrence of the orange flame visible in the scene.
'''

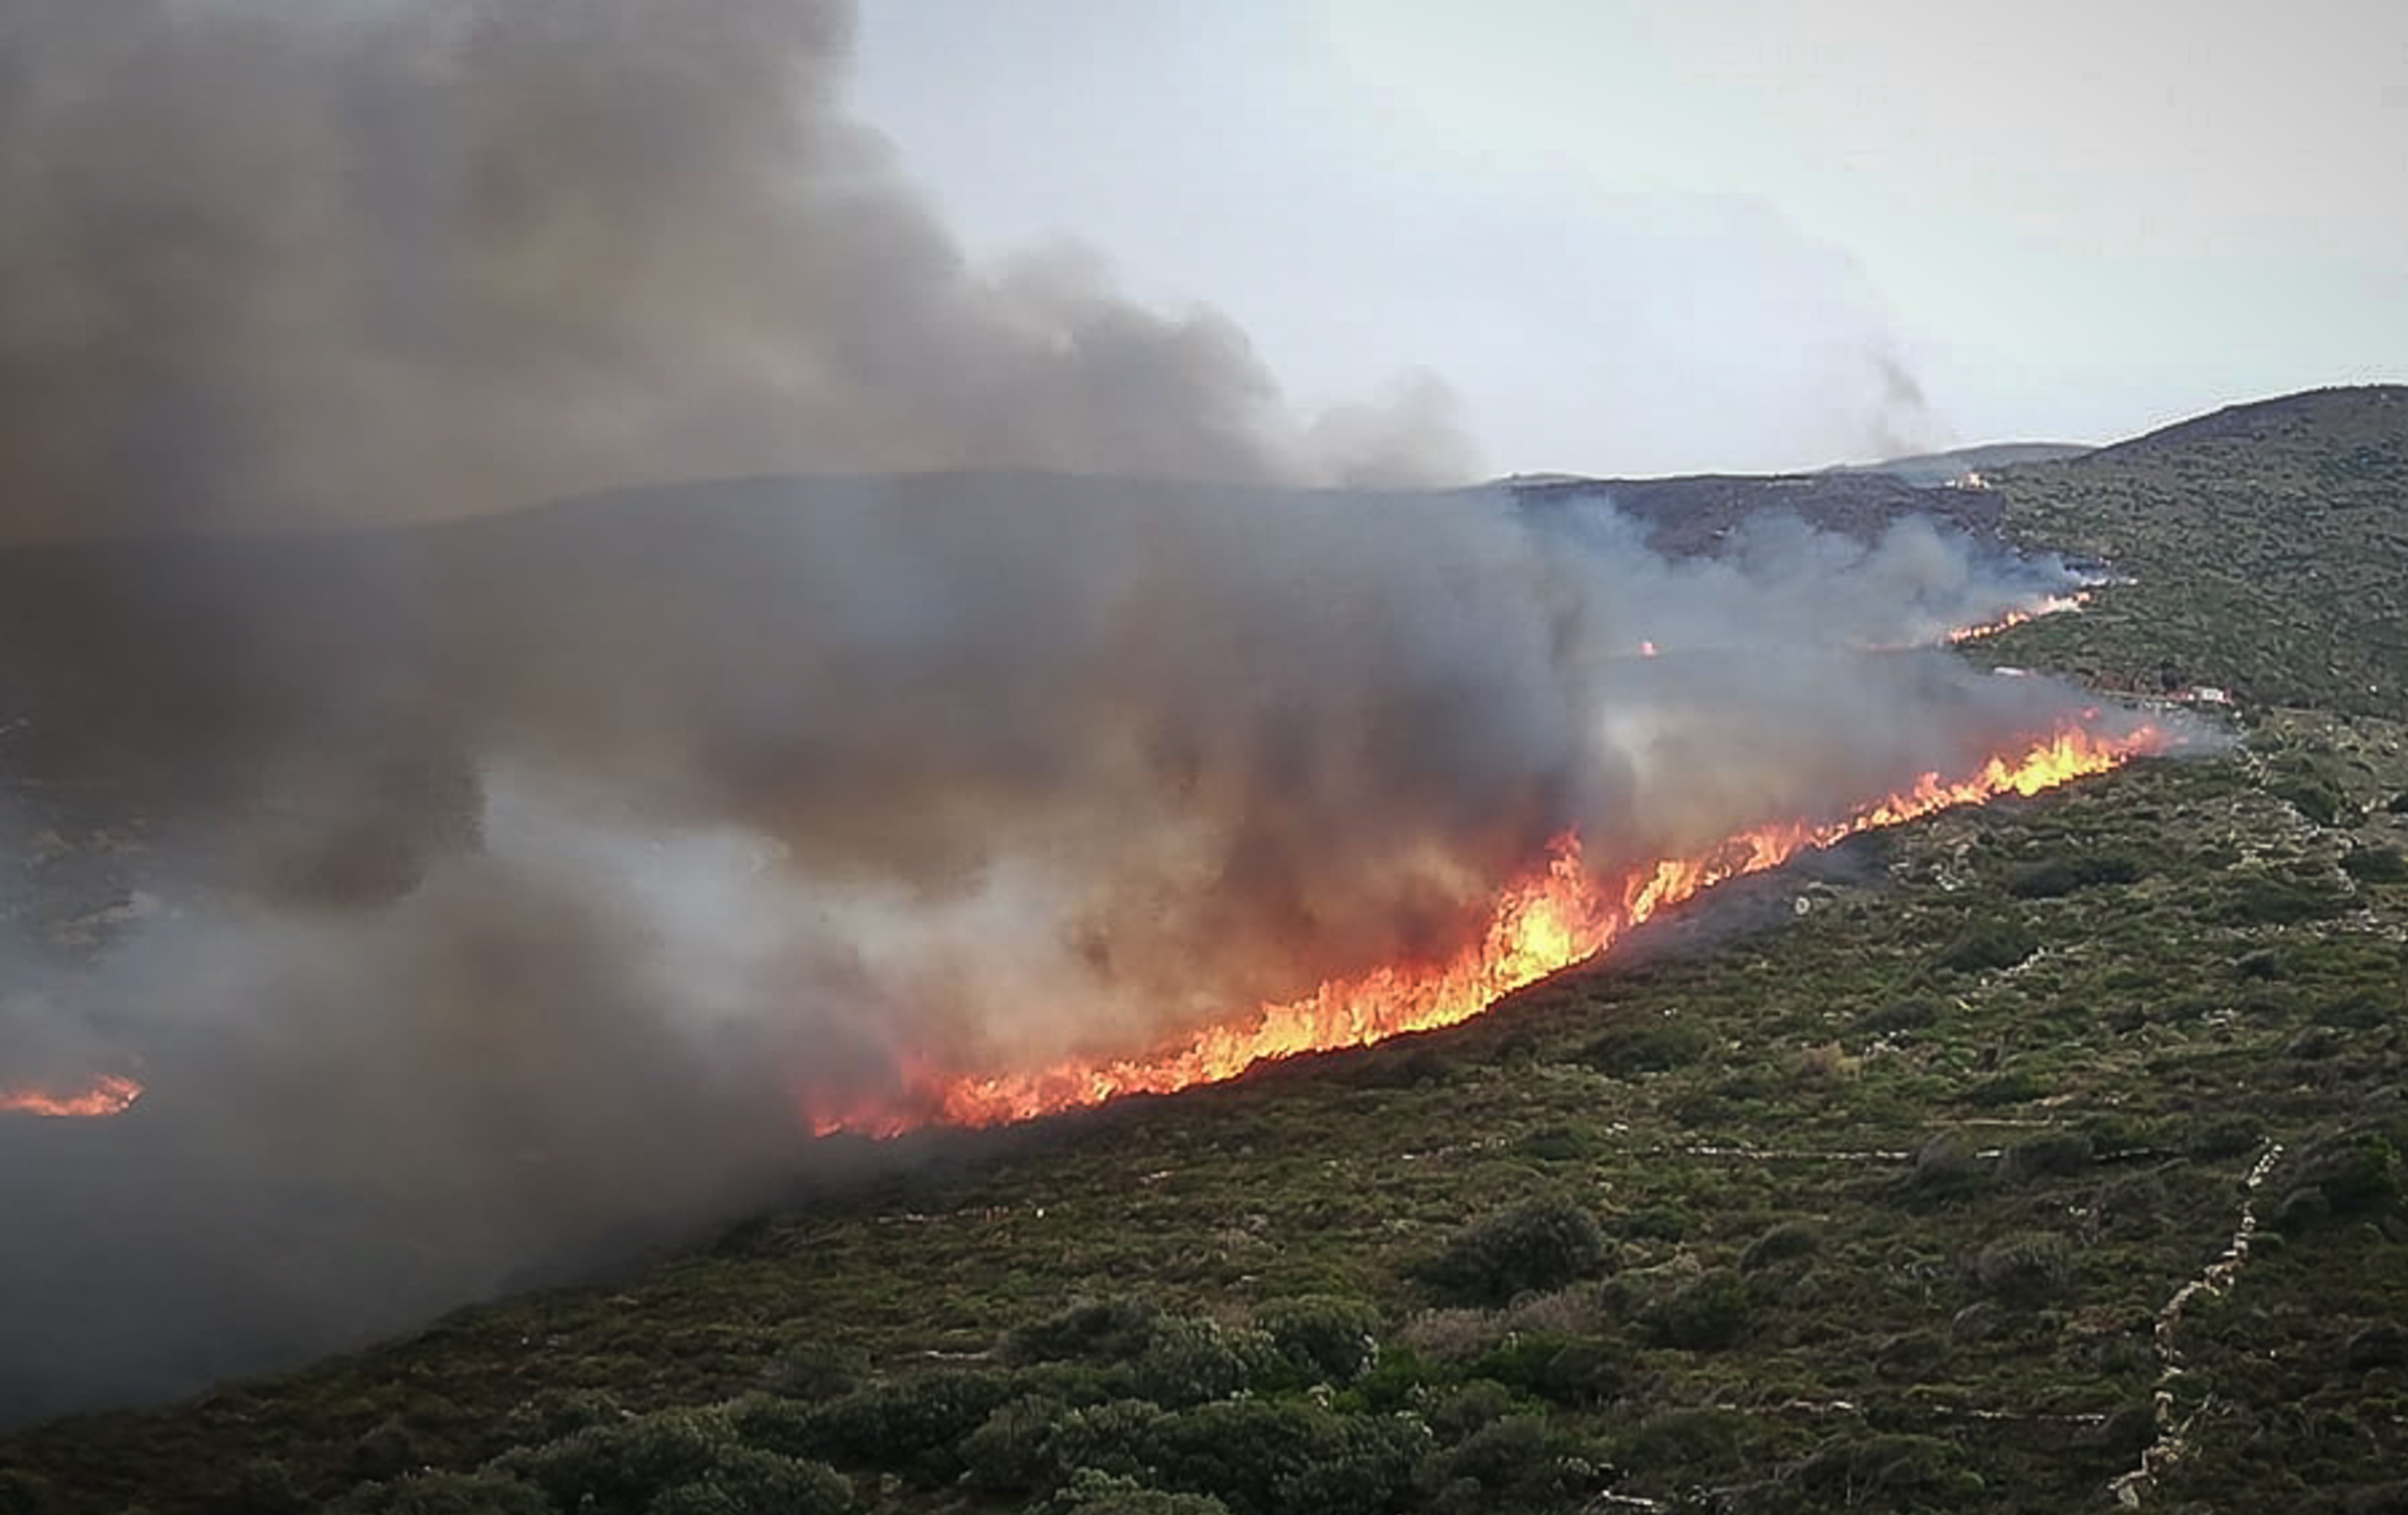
[1946,591,2089,644]
[806,721,2163,1137]
[0,1074,144,1119]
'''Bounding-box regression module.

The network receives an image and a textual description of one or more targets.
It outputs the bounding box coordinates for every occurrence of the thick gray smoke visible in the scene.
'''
[0,0,1464,546]
[0,1,2139,1425]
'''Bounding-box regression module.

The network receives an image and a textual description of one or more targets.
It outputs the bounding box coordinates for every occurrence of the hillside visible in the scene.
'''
[1829,442,2097,486]
[4,390,2407,1515]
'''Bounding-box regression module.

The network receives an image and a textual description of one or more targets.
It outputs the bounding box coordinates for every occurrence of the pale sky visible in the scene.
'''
[853,0,2408,476]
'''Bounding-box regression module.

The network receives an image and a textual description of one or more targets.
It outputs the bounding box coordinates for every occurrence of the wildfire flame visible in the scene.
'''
[807,721,2164,1137]
[1946,591,2089,644]
[0,1074,144,1119]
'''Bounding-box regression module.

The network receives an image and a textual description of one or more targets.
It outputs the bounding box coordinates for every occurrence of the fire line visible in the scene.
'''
[807,721,2163,1138]
[0,1073,145,1119]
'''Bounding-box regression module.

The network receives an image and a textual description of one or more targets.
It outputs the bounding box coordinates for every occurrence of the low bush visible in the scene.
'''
[1255,1296,1383,1385]
[1972,1232,2075,1304]
[323,1470,551,1515]
[1005,1297,1164,1366]
[1643,1269,1751,1351]
[1416,1195,1607,1305]
[1939,922,2039,974]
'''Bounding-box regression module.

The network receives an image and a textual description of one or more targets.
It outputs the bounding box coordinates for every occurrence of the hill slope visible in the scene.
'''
[4,390,2406,1515]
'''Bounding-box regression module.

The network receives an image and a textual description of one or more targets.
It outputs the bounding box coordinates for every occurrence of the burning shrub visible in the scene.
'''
[1254,1296,1384,1385]
[1416,1194,1607,1305]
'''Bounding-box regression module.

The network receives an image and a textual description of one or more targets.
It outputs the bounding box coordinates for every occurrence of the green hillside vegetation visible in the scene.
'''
[5,388,2407,1515]
[1831,442,2096,486]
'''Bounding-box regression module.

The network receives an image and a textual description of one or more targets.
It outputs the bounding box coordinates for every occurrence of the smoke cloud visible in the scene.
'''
[0,1,2135,1424]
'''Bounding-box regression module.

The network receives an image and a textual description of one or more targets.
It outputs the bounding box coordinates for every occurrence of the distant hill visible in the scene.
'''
[1507,469,2005,553]
[1825,441,2096,486]
[1980,383,2408,714]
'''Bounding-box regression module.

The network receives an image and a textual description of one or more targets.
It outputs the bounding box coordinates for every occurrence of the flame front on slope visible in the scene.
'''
[0,1075,144,1119]
[809,722,2163,1136]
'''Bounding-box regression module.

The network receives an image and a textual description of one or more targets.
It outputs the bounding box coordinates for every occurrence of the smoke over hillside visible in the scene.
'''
[0,2,2146,1423]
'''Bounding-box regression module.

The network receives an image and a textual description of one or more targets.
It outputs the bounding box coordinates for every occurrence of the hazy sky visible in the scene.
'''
[853,0,2408,476]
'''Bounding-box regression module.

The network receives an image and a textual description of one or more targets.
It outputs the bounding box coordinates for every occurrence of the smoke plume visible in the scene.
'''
[0,0,2133,1423]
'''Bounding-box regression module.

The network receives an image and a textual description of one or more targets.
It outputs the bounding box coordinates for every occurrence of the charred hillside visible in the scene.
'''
[4,390,2404,1515]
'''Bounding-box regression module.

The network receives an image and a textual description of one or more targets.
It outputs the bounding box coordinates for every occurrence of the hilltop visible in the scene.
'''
[3,388,2406,1515]
[1828,442,2097,486]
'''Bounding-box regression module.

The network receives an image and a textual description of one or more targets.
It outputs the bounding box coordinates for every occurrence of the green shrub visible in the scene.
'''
[1005,1297,1165,1366]
[502,1388,629,1446]
[1036,1470,1233,1515]
[2006,853,2144,898]
[1580,1017,1713,1074]
[2270,775,2351,826]
[323,1470,551,1515]
[1643,1269,1751,1350]
[763,1345,868,1401]
[2186,1116,2266,1161]
[784,1370,1018,1486]
[645,1449,855,1515]
[1738,1222,1821,1272]
[2219,874,2348,926]
[499,1408,736,1515]
[1134,1401,1430,1515]
[1417,1195,1607,1304]
[1998,1130,2096,1182]
[1938,921,2038,973]
[1423,1380,1515,1444]
[1973,1232,2075,1304]
[1423,1414,1549,1494]
[1132,1318,1276,1408]
[1040,1399,1166,1486]
[960,1395,1071,1495]
[2341,847,2408,883]
[1465,1335,1621,1406]
[2284,1136,2402,1222]
[1255,1296,1383,1385]
[1790,1433,1976,1503]
[0,1472,56,1515]
[1909,1134,1991,1199]
[1855,1000,1939,1035]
